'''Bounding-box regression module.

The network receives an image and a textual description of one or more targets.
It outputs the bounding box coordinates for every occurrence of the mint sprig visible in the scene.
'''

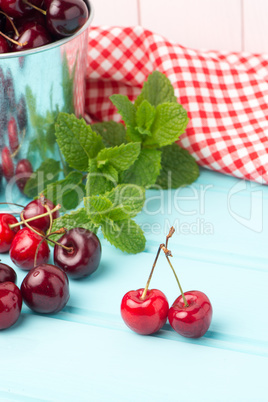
[36,71,199,254]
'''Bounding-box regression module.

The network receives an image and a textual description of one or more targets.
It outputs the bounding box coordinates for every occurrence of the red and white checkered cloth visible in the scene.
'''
[85,26,268,185]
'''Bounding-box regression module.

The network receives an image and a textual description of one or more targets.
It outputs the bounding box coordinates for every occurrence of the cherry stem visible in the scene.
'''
[166,226,175,248]
[0,11,19,37]
[160,243,189,307]
[9,204,61,229]
[43,203,53,235]
[34,237,46,268]
[140,245,162,300]
[23,0,47,15]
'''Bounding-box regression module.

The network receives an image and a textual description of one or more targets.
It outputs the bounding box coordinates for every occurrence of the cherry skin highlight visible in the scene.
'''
[0,281,22,330]
[1,146,14,182]
[20,263,69,314]
[9,227,50,271]
[0,213,20,253]
[54,227,101,279]
[168,290,213,338]
[22,197,59,232]
[121,288,169,335]
[0,262,17,283]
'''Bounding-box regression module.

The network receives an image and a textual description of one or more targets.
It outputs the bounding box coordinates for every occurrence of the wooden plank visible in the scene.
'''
[139,0,242,51]
[91,0,139,26]
[244,0,268,53]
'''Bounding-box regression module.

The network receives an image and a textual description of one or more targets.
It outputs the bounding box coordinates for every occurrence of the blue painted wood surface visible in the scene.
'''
[0,167,267,401]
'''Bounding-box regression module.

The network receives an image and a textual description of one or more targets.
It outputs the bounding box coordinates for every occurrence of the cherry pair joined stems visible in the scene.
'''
[0,11,27,47]
[141,226,189,307]
[9,204,61,229]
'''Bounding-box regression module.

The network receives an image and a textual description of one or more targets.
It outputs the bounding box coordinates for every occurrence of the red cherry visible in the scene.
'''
[46,0,89,38]
[0,36,9,53]
[20,263,69,313]
[15,158,33,193]
[0,213,20,253]
[22,198,59,232]
[9,227,50,271]
[0,262,17,283]
[168,290,213,338]
[13,22,52,51]
[0,0,32,18]
[53,227,101,279]
[120,288,169,335]
[1,146,14,181]
[0,281,22,330]
[8,117,19,153]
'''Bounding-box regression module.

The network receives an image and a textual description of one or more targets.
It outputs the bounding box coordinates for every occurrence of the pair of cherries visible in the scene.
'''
[0,196,101,330]
[121,227,213,338]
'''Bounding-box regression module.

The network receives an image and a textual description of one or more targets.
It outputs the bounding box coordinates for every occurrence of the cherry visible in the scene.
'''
[0,0,32,18]
[15,158,33,193]
[121,288,169,335]
[168,291,213,338]
[13,21,52,51]
[8,117,19,153]
[0,262,17,283]
[0,213,20,253]
[0,281,22,330]
[22,197,59,232]
[1,146,14,181]
[54,227,101,279]
[5,69,15,110]
[46,0,89,38]
[9,226,50,271]
[120,244,169,335]
[20,263,69,313]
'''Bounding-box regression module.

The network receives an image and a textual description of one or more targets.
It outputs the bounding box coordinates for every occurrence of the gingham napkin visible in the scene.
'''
[85,26,268,185]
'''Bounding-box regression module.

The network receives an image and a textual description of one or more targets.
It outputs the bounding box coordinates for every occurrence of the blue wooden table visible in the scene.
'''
[1,168,267,401]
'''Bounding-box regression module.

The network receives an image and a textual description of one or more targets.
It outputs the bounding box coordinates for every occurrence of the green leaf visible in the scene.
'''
[84,195,113,224]
[24,159,61,198]
[110,94,141,142]
[86,159,115,196]
[122,149,161,187]
[96,142,141,171]
[50,208,99,243]
[135,71,177,107]
[143,103,188,147]
[55,113,104,171]
[156,143,199,188]
[136,100,155,136]
[106,184,145,218]
[101,219,146,253]
[91,121,127,147]
[41,171,85,211]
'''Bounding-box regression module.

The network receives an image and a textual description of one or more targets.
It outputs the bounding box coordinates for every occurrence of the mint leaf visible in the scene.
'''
[135,71,177,107]
[50,208,99,243]
[42,171,85,211]
[110,94,141,142]
[156,143,199,188]
[24,159,61,198]
[86,159,115,196]
[91,121,127,147]
[136,100,155,136]
[55,113,104,171]
[101,219,145,253]
[122,149,161,187]
[84,195,113,224]
[142,103,188,147]
[96,142,141,171]
[106,184,145,218]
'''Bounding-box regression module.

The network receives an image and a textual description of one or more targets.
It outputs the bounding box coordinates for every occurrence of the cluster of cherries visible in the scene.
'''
[0,0,90,53]
[121,227,213,338]
[0,65,31,193]
[0,195,101,330]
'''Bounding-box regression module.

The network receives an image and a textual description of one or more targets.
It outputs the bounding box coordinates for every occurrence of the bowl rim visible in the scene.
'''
[0,0,94,59]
